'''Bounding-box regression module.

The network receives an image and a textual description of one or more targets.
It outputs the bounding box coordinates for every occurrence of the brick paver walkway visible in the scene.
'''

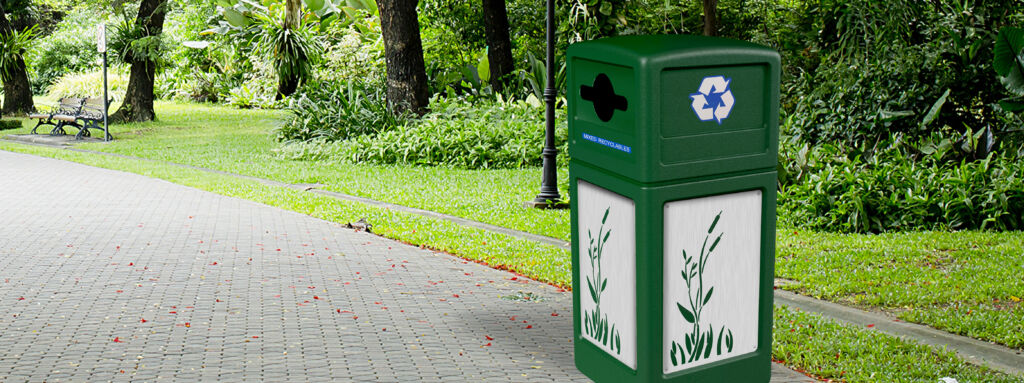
[0,150,813,382]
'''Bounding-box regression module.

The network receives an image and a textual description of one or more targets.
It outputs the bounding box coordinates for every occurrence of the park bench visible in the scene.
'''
[29,97,85,135]
[73,97,110,140]
[28,97,110,140]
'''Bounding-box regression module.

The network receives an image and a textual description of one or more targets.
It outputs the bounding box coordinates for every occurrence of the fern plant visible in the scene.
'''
[0,23,36,82]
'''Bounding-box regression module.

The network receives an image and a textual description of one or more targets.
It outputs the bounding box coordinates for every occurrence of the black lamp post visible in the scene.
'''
[528,0,564,208]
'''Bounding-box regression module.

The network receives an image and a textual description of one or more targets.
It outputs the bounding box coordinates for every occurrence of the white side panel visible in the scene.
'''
[577,180,636,369]
[663,190,762,373]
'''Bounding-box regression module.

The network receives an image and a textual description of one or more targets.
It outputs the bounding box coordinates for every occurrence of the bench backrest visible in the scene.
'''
[79,97,109,119]
[57,98,85,114]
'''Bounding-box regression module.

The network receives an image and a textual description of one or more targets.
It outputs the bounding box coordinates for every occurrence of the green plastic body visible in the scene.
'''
[569,35,781,382]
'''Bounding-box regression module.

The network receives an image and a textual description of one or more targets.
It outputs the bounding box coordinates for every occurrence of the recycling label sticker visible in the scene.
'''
[690,76,734,125]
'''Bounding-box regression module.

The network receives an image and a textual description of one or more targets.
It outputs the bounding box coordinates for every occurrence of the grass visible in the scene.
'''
[777,229,1024,349]
[774,306,1020,382]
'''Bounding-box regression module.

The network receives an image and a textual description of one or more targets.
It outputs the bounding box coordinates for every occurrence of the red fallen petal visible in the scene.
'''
[17,297,25,301]
[169,311,177,314]
[510,277,518,281]
[509,316,516,321]
[452,294,460,298]
[116,290,123,293]
[551,313,559,316]
[439,298,447,302]
[485,336,494,341]
[129,262,134,266]
[374,302,381,305]
[211,262,218,265]
[184,322,191,327]
[523,320,528,323]
[352,316,358,319]
[216,299,222,303]
[484,343,491,347]
[252,336,259,339]
[113,337,122,343]
[866,324,875,328]
[140,318,147,323]
[314,296,320,300]
[276,249,281,251]
[308,286,315,289]
[525,325,533,329]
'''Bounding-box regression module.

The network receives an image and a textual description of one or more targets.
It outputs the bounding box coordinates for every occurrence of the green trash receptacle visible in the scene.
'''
[569,35,780,382]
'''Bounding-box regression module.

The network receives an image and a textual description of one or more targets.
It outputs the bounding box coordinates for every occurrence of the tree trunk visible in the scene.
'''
[702,0,718,36]
[110,0,167,123]
[284,0,301,29]
[275,0,302,99]
[482,0,514,94]
[377,0,429,116]
[0,3,34,116]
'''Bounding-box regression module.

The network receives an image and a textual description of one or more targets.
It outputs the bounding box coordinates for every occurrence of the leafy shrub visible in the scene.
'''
[276,96,568,170]
[276,80,402,142]
[25,11,102,94]
[341,98,568,169]
[0,119,22,130]
[785,0,1019,147]
[47,68,128,101]
[779,138,1024,233]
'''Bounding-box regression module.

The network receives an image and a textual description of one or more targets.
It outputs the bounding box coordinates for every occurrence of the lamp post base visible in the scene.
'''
[523,199,570,210]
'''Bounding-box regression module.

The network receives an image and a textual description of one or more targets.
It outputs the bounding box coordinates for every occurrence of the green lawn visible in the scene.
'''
[775,306,1019,382]
[4,101,1024,380]
[777,230,1024,349]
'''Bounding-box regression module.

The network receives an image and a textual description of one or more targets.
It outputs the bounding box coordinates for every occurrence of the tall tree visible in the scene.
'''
[377,0,429,116]
[110,0,168,123]
[482,0,514,94]
[273,0,306,98]
[0,1,34,116]
[702,0,718,36]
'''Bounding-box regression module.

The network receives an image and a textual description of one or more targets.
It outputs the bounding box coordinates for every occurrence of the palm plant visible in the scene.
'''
[253,9,322,99]
[0,23,34,81]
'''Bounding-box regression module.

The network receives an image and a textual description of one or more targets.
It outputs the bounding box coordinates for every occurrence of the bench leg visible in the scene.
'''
[50,122,66,136]
[30,120,53,135]
[76,121,95,140]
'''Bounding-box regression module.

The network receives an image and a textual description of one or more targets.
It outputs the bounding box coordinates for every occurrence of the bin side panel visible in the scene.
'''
[576,180,638,370]
[662,190,762,374]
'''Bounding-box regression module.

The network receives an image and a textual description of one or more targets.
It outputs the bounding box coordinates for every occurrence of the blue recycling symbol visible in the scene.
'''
[689,76,734,125]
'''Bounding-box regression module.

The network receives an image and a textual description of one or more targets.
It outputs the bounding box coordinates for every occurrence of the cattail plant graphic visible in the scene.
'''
[669,210,734,366]
[583,207,621,354]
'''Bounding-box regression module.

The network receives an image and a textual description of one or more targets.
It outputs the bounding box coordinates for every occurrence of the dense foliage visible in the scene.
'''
[779,136,1024,232]
[277,96,567,169]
